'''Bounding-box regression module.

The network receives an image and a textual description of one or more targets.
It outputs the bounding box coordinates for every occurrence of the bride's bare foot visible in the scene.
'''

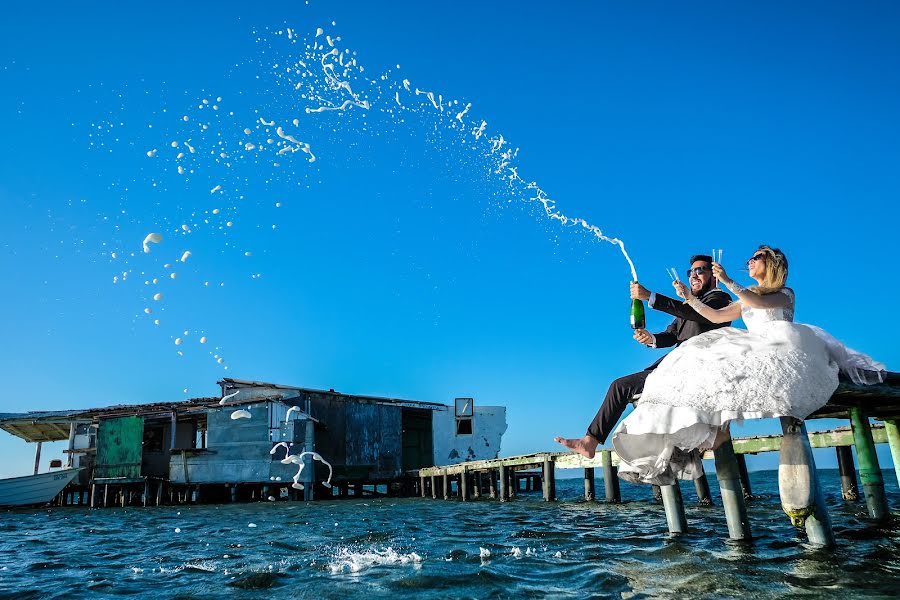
[554,435,599,459]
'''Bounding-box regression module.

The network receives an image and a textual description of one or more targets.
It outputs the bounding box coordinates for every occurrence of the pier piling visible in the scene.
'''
[736,454,752,500]
[443,471,450,500]
[714,437,752,541]
[601,450,621,503]
[778,417,834,546]
[693,474,713,506]
[884,419,900,487]
[835,445,859,501]
[499,465,508,502]
[660,484,688,535]
[542,457,556,501]
[849,407,889,520]
[584,468,595,501]
[461,469,469,502]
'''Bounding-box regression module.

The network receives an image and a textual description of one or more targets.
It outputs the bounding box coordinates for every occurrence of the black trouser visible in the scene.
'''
[586,368,653,444]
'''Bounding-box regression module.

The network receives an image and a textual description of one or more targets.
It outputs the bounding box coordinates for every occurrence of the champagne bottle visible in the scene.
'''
[630,291,646,330]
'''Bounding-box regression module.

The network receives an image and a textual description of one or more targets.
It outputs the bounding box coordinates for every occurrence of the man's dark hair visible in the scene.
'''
[690,254,713,265]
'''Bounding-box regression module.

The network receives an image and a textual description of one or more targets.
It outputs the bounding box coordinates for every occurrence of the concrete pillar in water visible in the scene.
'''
[884,419,900,488]
[420,476,426,498]
[542,456,556,501]
[103,484,109,508]
[714,436,752,541]
[736,454,752,500]
[473,472,482,499]
[584,468,595,501]
[507,468,516,499]
[849,407,889,520]
[778,417,834,546]
[499,465,508,502]
[489,470,497,499]
[601,450,621,503]
[156,482,163,506]
[835,445,860,501]
[143,481,149,507]
[693,473,713,506]
[660,484,688,535]
[443,471,450,500]
[430,475,437,499]
[304,419,315,502]
[90,484,96,508]
[460,469,469,502]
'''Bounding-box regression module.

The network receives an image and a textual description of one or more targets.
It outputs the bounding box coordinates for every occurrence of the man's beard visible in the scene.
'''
[692,280,713,296]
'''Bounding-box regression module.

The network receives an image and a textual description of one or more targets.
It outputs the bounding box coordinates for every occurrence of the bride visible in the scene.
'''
[612,245,885,485]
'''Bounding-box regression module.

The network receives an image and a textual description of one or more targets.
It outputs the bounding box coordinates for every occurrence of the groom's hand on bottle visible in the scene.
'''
[633,328,654,345]
[630,282,651,301]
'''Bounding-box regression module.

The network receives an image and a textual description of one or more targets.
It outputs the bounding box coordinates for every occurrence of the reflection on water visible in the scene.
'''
[0,470,898,598]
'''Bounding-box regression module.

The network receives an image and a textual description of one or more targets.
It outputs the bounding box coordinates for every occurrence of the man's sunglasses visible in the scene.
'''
[686,266,711,277]
[747,254,766,264]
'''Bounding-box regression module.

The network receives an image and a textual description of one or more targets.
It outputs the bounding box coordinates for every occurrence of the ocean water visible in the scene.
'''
[1,469,899,599]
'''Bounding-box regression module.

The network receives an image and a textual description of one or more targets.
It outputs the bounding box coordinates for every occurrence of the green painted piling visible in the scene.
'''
[849,407,889,520]
[884,419,900,488]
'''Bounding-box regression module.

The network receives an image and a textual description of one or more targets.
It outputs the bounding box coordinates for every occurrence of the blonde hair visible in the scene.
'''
[749,245,788,294]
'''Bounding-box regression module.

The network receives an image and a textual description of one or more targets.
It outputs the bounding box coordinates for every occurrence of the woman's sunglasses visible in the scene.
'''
[747,254,766,264]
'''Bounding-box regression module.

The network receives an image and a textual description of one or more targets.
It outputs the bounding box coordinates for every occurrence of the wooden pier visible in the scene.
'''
[415,373,900,548]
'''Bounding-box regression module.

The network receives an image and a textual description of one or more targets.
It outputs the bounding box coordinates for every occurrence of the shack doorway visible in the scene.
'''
[94,415,144,480]
[401,408,433,471]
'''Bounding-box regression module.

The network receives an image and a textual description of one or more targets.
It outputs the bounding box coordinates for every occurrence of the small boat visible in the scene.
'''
[0,468,83,507]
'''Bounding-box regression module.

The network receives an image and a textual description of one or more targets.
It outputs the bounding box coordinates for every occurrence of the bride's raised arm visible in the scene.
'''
[673,280,742,324]
[711,262,792,309]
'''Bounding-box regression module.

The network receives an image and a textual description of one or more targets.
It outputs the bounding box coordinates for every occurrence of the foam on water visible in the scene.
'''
[327,547,423,575]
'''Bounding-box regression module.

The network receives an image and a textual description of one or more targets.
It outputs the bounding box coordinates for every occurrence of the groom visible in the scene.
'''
[556,254,733,458]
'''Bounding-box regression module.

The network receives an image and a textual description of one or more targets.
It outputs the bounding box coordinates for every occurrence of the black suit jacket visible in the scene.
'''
[646,288,733,369]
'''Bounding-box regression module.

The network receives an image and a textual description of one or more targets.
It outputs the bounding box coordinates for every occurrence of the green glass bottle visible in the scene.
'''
[630,296,645,329]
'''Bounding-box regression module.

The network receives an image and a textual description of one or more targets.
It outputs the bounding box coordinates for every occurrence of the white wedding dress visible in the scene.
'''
[612,288,886,485]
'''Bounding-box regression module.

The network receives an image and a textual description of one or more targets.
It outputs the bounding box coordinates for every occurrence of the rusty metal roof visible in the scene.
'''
[219,378,447,409]
[0,398,221,443]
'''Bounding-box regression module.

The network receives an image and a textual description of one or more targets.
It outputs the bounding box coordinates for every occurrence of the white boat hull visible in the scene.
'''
[0,468,83,507]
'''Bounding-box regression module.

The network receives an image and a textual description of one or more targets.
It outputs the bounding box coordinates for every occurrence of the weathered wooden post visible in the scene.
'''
[430,474,437,499]
[499,464,508,502]
[473,472,482,499]
[714,436,752,540]
[33,441,42,475]
[652,485,662,503]
[460,469,469,502]
[542,456,556,501]
[507,468,516,499]
[884,419,900,487]
[835,445,859,501]
[584,468,595,501]
[143,481,150,507]
[736,454,752,500]
[849,407,889,520]
[420,475,427,498]
[489,470,497,499]
[443,471,450,500]
[90,483,97,508]
[693,474,713,506]
[601,450,621,503]
[660,484,688,534]
[778,417,834,546]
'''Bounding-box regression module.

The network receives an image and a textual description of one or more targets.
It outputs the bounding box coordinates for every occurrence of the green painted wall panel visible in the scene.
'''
[95,416,144,479]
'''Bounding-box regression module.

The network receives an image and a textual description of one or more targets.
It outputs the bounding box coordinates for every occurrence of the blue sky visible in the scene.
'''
[1,1,898,478]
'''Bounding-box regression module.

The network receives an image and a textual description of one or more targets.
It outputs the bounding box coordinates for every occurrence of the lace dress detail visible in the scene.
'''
[611,288,884,486]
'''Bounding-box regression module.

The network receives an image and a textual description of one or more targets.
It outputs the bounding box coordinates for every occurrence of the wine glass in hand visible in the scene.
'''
[673,279,692,300]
